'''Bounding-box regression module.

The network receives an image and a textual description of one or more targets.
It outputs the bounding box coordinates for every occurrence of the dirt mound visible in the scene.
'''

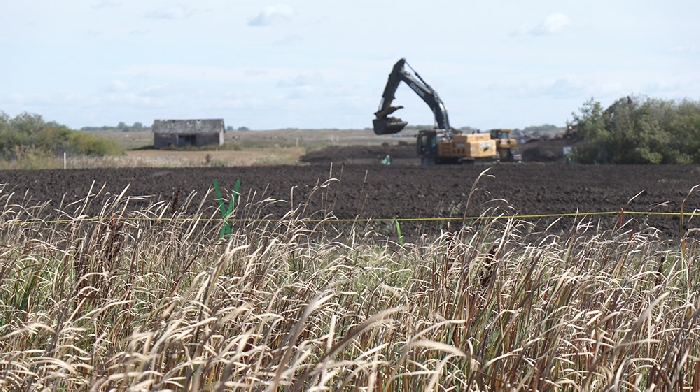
[518,138,585,162]
[300,144,417,164]
[302,138,586,164]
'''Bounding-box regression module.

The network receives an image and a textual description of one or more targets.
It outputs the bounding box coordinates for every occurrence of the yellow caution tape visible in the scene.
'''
[1,209,696,225]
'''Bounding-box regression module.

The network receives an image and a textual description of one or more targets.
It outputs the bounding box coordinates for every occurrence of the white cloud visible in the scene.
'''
[669,45,694,53]
[91,0,122,9]
[538,74,585,97]
[108,80,128,92]
[285,86,315,100]
[644,79,684,94]
[600,82,625,95]
[539,14,571,34]
[274,34,303,46]
[245,69,268,77]
[138,83,174,98]
[147,6,195,20]
[124,64,296,83]
[5,90,82,106]
[484,74,586,99]
[248,4,296,27]
[513,13,571,36]
[276,72,322,88]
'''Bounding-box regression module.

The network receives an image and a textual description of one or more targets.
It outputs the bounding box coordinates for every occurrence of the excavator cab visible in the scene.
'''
[490,129,511,140]
[417,130,438,160]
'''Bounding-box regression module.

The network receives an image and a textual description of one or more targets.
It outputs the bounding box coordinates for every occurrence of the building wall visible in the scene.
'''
[154,133,179,149]
[154,132,223,149]
[195,133,222,147]
[152,119,225,149]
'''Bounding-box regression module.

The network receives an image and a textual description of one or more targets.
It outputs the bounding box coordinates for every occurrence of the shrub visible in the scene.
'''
[0,111,124,160]
[570,96,700,164]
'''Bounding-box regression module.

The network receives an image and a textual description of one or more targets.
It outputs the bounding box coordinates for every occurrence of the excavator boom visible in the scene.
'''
[373,58,450,137]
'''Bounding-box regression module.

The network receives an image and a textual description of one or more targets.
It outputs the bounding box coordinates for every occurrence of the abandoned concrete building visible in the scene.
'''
[152,119,225,149]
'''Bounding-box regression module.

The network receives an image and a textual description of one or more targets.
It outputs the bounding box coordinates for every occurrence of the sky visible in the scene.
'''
[1,1,698,130]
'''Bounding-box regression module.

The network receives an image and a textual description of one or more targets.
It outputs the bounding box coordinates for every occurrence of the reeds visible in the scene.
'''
[0,183,698,391]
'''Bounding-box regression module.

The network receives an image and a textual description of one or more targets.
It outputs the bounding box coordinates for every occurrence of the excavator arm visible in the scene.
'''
[373,58,451,138]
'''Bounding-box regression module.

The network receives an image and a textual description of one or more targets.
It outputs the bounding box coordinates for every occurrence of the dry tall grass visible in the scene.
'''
[0,147,307,170]
[0,182,698,391]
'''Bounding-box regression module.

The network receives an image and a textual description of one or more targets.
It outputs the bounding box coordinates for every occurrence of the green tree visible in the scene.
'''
[0,111,124,160]
[570,96,700,164]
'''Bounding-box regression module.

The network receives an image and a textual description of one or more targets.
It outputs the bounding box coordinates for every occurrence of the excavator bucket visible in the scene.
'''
[373,117,408,135]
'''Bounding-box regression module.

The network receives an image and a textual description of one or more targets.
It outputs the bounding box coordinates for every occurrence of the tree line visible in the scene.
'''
[570,96,700,164]
[81,121,148,132]
[0,111,124,160]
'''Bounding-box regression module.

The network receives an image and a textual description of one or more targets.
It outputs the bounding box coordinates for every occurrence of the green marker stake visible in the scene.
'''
[213,179,240,238]
[395,219,403,246]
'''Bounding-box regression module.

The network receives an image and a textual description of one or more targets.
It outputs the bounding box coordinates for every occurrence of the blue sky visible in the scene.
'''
[1,1,698,130]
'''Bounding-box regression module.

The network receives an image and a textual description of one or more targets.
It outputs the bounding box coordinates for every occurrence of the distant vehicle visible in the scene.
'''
[372,58,520,164]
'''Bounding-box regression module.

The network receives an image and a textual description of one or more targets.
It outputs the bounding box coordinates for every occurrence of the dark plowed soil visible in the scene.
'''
[1,164,699,237]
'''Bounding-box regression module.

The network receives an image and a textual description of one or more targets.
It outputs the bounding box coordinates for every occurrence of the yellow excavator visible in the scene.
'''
[373,58,520,164]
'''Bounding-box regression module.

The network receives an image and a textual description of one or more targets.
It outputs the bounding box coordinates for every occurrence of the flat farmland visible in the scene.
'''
[1,163,699,236]
[85,128,413,168]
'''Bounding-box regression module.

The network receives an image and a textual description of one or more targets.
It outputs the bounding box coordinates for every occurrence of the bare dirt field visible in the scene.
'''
[1,163,699,237]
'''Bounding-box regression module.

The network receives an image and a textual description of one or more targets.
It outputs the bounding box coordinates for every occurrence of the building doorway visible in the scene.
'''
[178,134,196,146]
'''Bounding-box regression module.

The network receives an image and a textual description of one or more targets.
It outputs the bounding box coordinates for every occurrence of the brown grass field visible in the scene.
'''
[123,147,306,167]
[1,128,699,390]
[0,181,699,390]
